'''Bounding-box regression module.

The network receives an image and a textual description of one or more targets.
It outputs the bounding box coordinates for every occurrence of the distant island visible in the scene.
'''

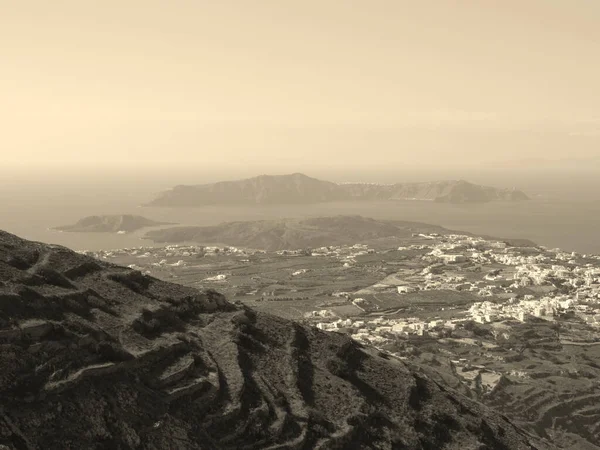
[144,173,529,207]
[144,215,536,251]
[54,214,175,233]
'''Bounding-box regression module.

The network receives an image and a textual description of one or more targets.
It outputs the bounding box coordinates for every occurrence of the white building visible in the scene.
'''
[397,286,416,294]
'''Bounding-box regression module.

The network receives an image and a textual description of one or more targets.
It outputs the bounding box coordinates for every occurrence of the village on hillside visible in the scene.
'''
[85,230,600,345]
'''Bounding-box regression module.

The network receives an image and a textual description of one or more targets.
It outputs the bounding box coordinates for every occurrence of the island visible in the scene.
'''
[143,215,535,251]
[54,214,175,233]
[144,173,530,207]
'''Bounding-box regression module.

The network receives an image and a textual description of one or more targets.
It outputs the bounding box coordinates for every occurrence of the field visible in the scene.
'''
[104,241,476,322]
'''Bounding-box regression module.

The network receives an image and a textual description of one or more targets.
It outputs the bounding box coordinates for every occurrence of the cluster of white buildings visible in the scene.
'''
[275,243,381,268]
[469,291,600,326]
[276,243,379,267]
[308,244,376,267]
[469,297,565,323]
[83,243,262,261]
[203,274,228,282]
[81,244,267,277]
[405,235,600,302]
[464,252,600,325]
[314,314,462,346]
[424,236,600,327]
[309,232,600,347]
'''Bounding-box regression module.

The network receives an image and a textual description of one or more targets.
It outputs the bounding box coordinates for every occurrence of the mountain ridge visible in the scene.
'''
[145,173,529,207]
[0,229,550,449]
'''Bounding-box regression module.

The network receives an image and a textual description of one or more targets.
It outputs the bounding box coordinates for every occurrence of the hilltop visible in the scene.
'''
[54,214,174,233]
[143,215,535,251]
[0,229,549,449]
[144,173,529,207]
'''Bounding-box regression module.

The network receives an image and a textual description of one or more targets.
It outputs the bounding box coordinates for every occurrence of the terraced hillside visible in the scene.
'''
[389,319,600,450]
[0,230,550,449]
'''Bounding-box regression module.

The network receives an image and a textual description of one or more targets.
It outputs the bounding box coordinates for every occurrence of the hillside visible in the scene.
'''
[0,229,550,449]
[143,215,536,251]
[143,215,454,251]
[54,215,174,233]
[145,173,529,206]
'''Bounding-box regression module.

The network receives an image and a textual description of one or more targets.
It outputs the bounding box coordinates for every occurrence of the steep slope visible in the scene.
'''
[54,215,174,233]
[144,173,529,207]
[143,215,453,250]
[0,230,551,449]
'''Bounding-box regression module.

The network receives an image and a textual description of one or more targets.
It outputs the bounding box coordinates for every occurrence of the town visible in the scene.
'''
[84,231,600,345]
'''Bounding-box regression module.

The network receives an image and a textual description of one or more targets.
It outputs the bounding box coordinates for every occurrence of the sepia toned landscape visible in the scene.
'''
[83,216,600,448]
[2,1,600,449]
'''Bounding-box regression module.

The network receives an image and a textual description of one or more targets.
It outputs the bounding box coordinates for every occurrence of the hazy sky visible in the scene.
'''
[2,1,600,172]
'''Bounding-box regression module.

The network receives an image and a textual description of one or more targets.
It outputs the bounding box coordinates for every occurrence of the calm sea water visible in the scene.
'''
[1,168,599,254]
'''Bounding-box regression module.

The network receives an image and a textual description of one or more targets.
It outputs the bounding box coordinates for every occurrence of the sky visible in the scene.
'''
[2,1,600,173]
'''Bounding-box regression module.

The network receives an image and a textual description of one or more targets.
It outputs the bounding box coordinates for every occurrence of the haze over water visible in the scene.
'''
[2,1,600,254]
[2,165,599,254]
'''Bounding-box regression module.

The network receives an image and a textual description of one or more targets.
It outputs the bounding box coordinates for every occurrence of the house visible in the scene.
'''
[397,286,416,294]
[484,314,498,323]
[392,323,410,334]
[440,254,467,264]
[204,274,227,281]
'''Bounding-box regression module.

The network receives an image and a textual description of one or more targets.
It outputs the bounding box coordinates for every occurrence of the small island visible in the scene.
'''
[54,214,175,233]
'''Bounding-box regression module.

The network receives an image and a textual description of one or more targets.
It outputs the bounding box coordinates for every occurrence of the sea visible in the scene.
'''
[1,166,599,254]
